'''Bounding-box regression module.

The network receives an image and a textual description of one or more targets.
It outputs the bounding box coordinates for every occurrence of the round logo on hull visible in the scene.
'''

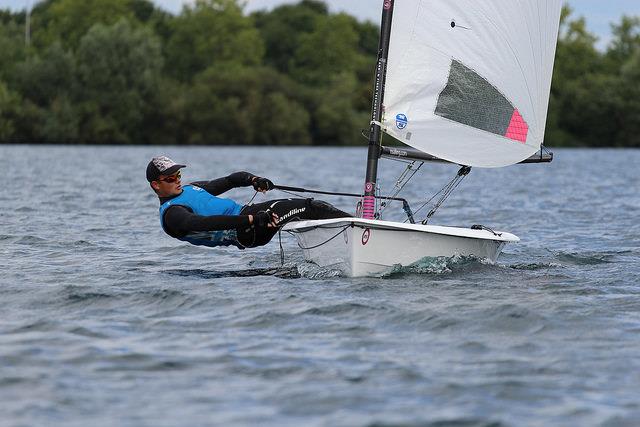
[361,228,371,245]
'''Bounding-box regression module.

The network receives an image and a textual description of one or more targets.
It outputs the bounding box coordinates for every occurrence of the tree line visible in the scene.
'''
[0,0,638,147]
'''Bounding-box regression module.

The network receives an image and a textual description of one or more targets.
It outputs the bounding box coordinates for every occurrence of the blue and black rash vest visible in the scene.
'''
[159,185,245,248]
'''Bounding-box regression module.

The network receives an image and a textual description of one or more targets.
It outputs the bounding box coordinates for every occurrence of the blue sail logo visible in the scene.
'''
[396,113,408,130]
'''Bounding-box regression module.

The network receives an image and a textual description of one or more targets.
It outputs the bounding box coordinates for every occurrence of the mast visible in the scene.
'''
[361,0,395,219]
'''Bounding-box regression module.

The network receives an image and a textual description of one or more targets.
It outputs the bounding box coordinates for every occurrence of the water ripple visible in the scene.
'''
[2,146,639,426]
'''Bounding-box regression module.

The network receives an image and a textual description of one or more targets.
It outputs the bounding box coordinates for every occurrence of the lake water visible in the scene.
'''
[1,145,639,426]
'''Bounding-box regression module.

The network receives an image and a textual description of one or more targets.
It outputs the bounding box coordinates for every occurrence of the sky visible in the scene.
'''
[2,0,639,47]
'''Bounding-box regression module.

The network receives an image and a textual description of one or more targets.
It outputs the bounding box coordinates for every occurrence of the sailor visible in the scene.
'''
[147,156,351,248]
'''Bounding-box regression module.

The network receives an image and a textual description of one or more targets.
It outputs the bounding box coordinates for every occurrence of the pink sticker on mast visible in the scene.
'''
[362,196,376,219]
[504,109,528,143]
[363,182,376,219]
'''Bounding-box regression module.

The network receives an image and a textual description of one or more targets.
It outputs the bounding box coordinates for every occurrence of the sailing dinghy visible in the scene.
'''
[284,0,562,277]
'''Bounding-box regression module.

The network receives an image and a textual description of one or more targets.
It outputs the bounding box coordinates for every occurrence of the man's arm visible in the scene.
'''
[163,205,252,238]
[191,172,256,196]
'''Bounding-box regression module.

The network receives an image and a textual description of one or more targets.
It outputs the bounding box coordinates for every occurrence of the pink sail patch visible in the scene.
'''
[504,109,528,143]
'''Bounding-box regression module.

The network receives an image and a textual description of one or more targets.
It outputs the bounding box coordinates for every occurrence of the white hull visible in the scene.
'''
[283,218,519,277]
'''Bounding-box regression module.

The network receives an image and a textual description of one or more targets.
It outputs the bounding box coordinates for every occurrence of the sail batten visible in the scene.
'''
[381,0,562,168]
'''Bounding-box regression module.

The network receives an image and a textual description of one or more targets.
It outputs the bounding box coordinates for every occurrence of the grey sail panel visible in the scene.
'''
[435,60,517,138]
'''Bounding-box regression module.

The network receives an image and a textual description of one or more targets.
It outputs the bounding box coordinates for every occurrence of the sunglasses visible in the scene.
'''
[158,171,181,183]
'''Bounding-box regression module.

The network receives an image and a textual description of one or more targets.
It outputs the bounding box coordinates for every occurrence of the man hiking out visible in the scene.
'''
[147,156,351,249]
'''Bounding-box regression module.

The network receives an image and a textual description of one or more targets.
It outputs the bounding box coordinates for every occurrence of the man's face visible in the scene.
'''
[152,171,183,197]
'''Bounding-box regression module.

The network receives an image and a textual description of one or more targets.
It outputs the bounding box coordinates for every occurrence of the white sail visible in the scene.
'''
[382,0,562,168]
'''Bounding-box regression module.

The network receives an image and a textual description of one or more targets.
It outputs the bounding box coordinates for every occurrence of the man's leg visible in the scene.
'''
[237,199,302,247]
[238,199,352,247]
[307,199,353,219]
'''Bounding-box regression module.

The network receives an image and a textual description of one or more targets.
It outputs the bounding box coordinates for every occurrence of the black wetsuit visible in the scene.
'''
[238,198,351,247]
[159,172,351,248]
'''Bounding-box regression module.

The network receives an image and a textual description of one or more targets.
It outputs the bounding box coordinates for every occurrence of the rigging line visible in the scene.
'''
[276,215,304,265]
[390,161,421,193]
[246,191,259,206]
[278,227,285,266]
[275,185,363,199]
[408,166,470,224]
[471,224,502,237]
[285,222,364,254]
[288,226,351,251]
[407,180,451,220]
[286,223,354,233]
[277,188,307,199]
[379,161,423,216]
[273,184,410,205]
[273,184,416,223]
[423,172,468,224]
[272,214,306,266]
[275,214,345,266]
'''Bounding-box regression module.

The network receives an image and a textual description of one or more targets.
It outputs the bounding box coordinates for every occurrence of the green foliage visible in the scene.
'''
[554,6,602,81]
[176,65,310,145]
[165,0,264,82]
[74,19,163,144]
[0,80,20,140]
[0,21,27,81]
[32,0,140,49]
[254,4,374,145]
[129,0,157,23]
[290,14,360,86]
[253,0,328,73]
[0,0,638,147]
[545,7,640,148]
[313,72,368,145]
[606,16,640,69]
[9,43,77,142]
[618,50,640,147]
[14,43,75,107]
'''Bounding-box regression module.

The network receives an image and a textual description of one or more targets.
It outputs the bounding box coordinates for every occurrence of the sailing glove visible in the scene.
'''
[252,177,274,192]
[254,210,274,227]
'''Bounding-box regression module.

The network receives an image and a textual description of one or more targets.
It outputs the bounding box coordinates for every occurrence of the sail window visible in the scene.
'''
[434,60,528,143]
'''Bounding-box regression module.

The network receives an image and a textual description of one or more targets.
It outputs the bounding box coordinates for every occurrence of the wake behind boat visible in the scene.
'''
[284,0,562,277]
